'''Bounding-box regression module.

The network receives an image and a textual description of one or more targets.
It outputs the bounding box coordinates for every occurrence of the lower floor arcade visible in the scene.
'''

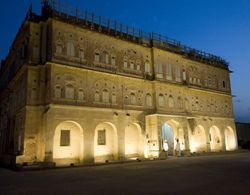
[13,106,238,166]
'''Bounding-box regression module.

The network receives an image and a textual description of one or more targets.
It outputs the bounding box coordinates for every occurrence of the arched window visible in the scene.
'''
[79,49,85,60]
[130,60,135,70]
[94,51,100,62]
[177,96,183,109]
[136,59,141,71]
[112,93,116,104]
[65,85,74,99]
[131,93,136,105]
[78,89,84,100]
[222,80,226,89]
[102,89,109,103]
[66,42,75,57]
[159,94,164,107]
[166,64,172,80]
[31,88,37,100]
[145,60,151,73]
[175,64,181,82]
[185,98,189,110]
[168,95,174,108]
[56,44,63,54]
[146,93,152,107]
[111,55,116,66]
[95,91,100,102]
[102,51,109,64]
[123,56,128,68]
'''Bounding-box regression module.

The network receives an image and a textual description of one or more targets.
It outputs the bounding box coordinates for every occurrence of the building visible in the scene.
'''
[235,122,250,148]
[0,1,237,167]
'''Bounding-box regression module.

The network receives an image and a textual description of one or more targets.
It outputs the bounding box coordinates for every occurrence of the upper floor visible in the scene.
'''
[0,2,232,96]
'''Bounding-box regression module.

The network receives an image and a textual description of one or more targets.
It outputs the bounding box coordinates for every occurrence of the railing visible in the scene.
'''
[41,0,229,68]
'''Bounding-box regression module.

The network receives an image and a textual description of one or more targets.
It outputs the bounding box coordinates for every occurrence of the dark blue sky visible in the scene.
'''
[0,0,249,122]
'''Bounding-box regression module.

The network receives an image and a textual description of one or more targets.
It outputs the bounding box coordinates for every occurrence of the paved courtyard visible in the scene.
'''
[0,152,250,195]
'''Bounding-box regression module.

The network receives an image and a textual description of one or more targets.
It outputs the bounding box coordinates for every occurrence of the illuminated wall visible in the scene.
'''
[53,121,84,164]
[94,122,118,163]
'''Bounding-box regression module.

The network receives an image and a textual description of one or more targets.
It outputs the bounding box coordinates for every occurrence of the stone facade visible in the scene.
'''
[0,3,237,166]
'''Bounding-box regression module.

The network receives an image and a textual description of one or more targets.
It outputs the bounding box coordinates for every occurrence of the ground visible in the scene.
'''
[1,152,250,195]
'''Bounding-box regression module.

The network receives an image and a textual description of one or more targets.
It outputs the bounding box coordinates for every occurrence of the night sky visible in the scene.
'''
[0,0,249,122]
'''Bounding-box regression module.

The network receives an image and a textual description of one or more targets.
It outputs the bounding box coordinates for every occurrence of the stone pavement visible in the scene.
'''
[0,151,250,195]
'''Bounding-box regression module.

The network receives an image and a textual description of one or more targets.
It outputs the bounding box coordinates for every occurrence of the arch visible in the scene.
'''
[145,60,151,73]
[123,56,128,68]
[190,125,207,153]
[162,122,177,155]
[94,91,100,102]
[146,93,152,107]
[102,51,109,64]
[53,121,84,164]
[94,122,118,163]
[125,123,143,158]
[209,126,222,151]
[225,126,237,151]
[130,93,136,105]
[94,50,100,62]
[102,89,109,103]
[168,95,174,108]
[158,94,164,107]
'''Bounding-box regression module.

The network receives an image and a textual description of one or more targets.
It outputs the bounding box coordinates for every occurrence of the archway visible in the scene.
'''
[162,123,176,155]
[225,127,237,151]
[94,122,118,163]
[53,121,84,164]
[190,125,207,153]
[125,123,142,158]
[209,126,222,151]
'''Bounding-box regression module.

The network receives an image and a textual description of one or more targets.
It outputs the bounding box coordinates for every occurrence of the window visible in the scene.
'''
[102,51,109,64]
[156,61,163,73]
[131,93,136,105]
[124,56,128,68]
[65,85,74,99]
[166,64,172,80]
[66,42,75,57]
[56,44,63,54]
[112,93,116,104]
[79,49,85,60]
[111,56,116,66]
[33,45,39,60]
[97,129,106,145]
[146,93,152,107]
[175,65,181,82]
[208,77,212,86]
[95,91,100,102]
[31,88,37,100]
[55,86,61,98]
[182,70,186,81]
[159,94,164,107]
[60,130,70,146]
[136,60,141,71]
[130,60,134,70]
[168,95,174,108]
[102,89,109,103]
[145,60,151,73]
[78,89,84,100]
[184,98,189,110]
[222,81,226,89]
[94,51,100,62]
[177,97,183,109]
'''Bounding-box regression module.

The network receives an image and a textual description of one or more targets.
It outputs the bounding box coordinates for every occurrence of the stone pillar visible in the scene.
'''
[183,121,191,156]
[83,124,94,164]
